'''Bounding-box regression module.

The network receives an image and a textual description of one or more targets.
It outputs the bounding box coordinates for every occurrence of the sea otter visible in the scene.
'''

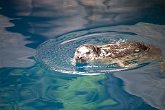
[73,42,165,73]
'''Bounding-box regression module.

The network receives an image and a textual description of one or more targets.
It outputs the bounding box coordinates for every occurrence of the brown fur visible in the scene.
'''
[73,42,165,73]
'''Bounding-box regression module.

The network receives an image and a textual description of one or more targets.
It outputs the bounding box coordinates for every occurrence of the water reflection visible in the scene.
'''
[80,0,164,26]
[0,65,157,110]
[0,15,35,67]
[114,65,165,110]
[1,0,164,38]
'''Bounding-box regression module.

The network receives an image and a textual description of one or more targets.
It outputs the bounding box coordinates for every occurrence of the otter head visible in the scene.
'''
[74,44,100,63]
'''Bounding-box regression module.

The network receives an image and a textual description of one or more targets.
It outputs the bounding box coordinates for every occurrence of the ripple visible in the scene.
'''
[36,29,156,75]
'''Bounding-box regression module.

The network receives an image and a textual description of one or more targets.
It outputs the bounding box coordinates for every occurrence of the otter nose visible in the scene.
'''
[77,56,83,59]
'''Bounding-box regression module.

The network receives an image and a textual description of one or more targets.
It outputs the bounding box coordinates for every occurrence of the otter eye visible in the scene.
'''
[77,50,80,53]
[86,51,90,54]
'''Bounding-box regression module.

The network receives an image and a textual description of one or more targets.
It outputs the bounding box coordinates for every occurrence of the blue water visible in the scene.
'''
[0,0,165,110]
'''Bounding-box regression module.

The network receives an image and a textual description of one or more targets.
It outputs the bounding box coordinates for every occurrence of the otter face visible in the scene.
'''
[74,44,99,63]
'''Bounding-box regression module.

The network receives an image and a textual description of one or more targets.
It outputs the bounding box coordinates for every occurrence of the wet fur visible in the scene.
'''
[74,42,165,73]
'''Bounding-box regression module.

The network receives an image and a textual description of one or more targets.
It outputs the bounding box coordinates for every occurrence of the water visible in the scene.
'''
[0,0,165,110]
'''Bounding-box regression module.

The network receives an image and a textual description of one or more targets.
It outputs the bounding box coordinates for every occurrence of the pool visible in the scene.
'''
[0,0,165,110]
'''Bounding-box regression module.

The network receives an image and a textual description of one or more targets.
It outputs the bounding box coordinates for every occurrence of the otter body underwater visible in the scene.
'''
[73,42,165,73]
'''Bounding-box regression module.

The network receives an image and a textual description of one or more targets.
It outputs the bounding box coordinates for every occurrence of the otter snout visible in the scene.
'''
[75,55,88,63]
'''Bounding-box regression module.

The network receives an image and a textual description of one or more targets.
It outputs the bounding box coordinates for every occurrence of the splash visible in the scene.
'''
[36,29,154,75]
